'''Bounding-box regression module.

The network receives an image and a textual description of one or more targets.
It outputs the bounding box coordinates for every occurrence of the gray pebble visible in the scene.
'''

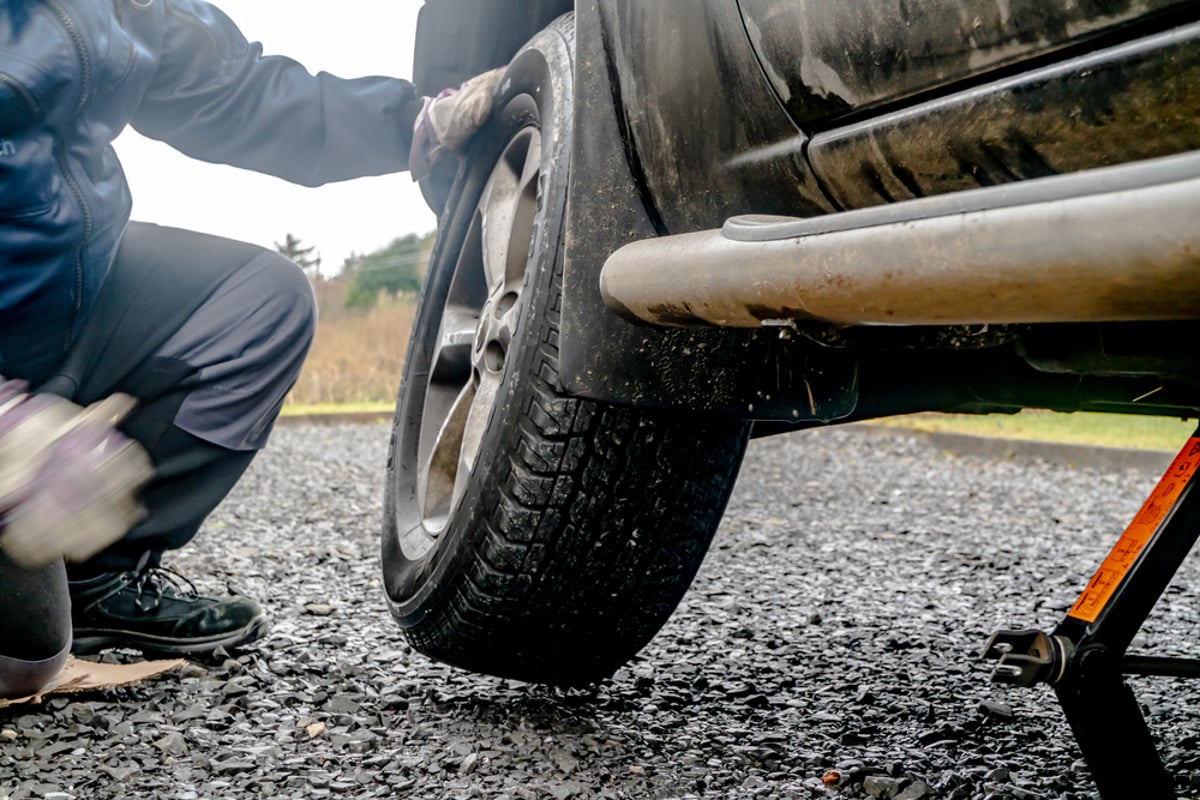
[1,424,1192,800]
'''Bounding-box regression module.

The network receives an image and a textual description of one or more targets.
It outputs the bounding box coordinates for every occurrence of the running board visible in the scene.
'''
[600,152,1200,329]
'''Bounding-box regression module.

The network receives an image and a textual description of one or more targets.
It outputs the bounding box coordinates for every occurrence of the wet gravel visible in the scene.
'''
[3,422,1199,799]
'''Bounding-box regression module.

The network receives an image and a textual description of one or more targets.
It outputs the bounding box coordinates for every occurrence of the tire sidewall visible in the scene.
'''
[383,18,575,625]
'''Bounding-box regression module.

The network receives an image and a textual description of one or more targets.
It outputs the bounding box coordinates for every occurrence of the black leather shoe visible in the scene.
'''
[69,567,267,657]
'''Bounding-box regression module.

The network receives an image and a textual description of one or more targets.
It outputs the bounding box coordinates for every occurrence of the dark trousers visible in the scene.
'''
[41,222,316,574]
[1,223,314,692]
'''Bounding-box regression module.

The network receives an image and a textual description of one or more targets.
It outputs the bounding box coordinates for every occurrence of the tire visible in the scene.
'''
[382,13,750,687]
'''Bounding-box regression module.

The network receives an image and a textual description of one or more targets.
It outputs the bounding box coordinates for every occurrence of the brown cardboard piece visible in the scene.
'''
[0,656,185,708]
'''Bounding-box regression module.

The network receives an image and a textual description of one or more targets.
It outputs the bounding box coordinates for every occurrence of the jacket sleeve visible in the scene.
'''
[131,0,423,186]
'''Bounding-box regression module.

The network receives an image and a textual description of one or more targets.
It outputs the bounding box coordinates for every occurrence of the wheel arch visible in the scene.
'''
[413,0,575,96]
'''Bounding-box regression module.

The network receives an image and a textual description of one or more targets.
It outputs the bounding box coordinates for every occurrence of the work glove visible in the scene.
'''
[409,67,506,181]
[0,379,153,568]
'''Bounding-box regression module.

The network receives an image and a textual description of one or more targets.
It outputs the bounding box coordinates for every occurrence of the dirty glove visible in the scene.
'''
[409,67,506,181]
[0,380,153,568]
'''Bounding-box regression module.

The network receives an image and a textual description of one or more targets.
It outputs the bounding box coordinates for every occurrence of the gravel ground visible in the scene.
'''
[3,422,1199,800]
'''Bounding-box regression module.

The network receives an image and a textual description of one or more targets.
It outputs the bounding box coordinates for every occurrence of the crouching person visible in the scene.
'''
[0,0,500,692]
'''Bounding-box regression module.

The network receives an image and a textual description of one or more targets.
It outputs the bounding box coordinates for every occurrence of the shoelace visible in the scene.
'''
[132,566,198,612]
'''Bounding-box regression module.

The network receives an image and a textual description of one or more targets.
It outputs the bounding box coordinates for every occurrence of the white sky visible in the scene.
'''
[113,0,437,275]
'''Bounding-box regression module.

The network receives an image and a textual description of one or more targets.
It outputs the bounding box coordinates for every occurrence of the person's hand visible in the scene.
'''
[410,67,506,181]
[0,380,153,567]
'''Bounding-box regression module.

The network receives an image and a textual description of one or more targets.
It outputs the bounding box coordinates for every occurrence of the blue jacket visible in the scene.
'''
[0,0,420,383]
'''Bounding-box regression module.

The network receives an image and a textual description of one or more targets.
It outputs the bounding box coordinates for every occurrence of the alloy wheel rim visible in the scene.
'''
[407,127,542,554]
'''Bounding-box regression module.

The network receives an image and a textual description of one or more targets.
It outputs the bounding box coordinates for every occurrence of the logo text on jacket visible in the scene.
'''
[0,140,15,157]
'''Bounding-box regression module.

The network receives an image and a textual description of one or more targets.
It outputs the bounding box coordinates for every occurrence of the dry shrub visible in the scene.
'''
[288,293,416,405]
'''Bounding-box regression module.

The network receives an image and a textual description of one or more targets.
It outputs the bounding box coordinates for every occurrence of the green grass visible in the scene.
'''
[875,410,1197,452]
[281,401,1196,452]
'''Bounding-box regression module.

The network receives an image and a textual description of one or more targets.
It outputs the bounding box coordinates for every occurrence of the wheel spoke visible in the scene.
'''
[421,306,476,469]
[505,134,541,290]
[478,130,543,298]
[459,368,502,482]
[495,298,522,351]
[421,379,475,523]
[430,305,477,383]
[478,162,520,295]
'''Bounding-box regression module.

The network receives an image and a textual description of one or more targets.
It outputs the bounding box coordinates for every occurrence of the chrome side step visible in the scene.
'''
[600,151,1200,329]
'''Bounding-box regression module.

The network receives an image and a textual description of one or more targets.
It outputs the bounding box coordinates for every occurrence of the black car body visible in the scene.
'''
[415,0,1199,422]
[386,4,1200,795]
